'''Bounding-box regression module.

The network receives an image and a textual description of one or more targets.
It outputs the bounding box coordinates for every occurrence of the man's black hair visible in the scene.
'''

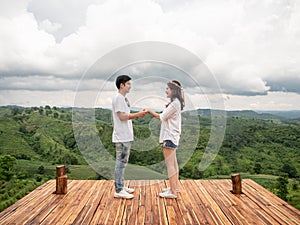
[116,75,131,89]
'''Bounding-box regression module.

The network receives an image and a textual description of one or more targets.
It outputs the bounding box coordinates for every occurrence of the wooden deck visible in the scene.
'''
[0,179,299,225]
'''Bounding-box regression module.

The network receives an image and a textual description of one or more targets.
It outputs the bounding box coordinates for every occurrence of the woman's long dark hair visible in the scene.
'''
[167,80,185,110]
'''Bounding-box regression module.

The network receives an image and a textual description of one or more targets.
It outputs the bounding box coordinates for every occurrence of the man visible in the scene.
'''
[112,75,146,199]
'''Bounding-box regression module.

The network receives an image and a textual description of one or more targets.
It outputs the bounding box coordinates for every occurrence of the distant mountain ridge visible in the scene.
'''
[2,105,300,120]
[257,110,300,119]
[187,108,284,120]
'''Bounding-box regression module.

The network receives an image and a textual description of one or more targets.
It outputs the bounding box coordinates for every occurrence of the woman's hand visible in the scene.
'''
[146,109,160,119]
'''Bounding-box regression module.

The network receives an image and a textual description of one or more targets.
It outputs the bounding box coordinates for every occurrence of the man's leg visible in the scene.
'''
[114,142,131,193]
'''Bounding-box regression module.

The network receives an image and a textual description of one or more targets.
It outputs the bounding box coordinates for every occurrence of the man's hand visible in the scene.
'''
[128,109,147,120]
[138,109,147,118]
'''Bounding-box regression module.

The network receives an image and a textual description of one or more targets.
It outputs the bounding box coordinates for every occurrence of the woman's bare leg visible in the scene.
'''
[163,148,178,195]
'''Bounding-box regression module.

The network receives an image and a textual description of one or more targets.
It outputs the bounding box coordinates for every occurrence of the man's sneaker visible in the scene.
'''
[114,190,134,199]
[162,187,179,193]
[159,190,177,199]
[123,187,135,193]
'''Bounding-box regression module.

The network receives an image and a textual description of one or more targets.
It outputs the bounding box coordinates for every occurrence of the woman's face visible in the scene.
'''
[165,86,172,98]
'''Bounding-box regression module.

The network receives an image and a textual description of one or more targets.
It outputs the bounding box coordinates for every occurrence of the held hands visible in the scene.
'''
[137,109,147,118]
[144,109,160,119]
[128,109,147,120]
[135,109,159,119]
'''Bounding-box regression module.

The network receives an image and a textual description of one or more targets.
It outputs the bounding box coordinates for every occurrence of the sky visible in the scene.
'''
[0,0,300,111]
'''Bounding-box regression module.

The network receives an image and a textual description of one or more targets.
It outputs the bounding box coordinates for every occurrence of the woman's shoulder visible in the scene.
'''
[171,98,181,108]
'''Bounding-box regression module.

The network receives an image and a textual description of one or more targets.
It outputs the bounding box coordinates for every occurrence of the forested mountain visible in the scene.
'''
[0,106,299,211]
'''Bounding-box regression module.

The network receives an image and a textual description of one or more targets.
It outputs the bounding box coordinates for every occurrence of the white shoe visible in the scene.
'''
[123,187,135,193]
[159,190,177,199]
[162,187,179,192]
[114,190,134,199]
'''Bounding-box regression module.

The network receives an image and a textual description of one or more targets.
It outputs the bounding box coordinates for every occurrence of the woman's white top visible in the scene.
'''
[159,98,181,145]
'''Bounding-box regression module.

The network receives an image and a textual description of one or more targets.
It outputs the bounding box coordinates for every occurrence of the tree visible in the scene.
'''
[37,165,45,174]
[275,175,289,201]
[0,155,16,172]
[282,163,298,178]
[53,112,59,118]
[11,108,21,115]
[254,162,262,174]
[0,155,16,180]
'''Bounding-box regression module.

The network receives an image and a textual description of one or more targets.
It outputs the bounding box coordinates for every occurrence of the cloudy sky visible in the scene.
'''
[0,0,300,111]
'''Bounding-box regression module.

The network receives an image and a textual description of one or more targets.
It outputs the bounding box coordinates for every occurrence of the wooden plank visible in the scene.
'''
[181,179,211,224]
[166,205,177,224]
[89,180,115,225]
[177,180,202,225]
[106,180,132,225]
[191,179,227,225]
[194,180,232,225]
[0,180,64,225]
[242,179,300,224]
[172,181,190,225]
[7,180,77,225]
[83,180,113,225]
[200,180,245,225]
[209,179,270,225]
[0,179,299,225]
[40,180,95,224]
[125,180,142,225]
[0,180,55,224]
[136,180,146,225]
[122,180,137,225]
[70,180,106,224]
[0,180,55,223]
[222,181,279,225]
[144,180,153,224]
[156,180,169,225]
[25,180,78,225]
[63,181,100,224]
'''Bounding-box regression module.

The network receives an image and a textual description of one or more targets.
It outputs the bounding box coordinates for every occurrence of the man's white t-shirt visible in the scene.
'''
[159,98,181,145]
[112,93,133,143]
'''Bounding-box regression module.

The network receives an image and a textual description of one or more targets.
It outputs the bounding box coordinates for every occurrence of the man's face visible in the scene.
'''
[121,80,131,94]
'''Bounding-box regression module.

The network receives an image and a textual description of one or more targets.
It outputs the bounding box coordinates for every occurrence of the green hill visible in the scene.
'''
[0,106,299,211]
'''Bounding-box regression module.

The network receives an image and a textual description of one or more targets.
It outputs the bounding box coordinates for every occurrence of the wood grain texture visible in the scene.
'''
[0,179,299,225]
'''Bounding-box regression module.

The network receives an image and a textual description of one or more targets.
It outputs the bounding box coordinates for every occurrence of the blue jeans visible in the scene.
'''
[114,142,131,193]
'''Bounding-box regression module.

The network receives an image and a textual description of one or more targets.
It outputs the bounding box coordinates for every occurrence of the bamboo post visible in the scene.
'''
[56,165,68,194]
[231,173,242,194]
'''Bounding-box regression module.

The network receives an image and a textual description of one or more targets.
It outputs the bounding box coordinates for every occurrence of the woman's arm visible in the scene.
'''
[146,109,160,119]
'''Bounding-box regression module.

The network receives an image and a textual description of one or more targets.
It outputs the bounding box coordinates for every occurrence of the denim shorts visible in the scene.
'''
[161,140,178,150]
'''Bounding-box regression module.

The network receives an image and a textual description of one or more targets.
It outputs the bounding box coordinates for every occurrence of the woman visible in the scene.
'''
[147,80,185,198]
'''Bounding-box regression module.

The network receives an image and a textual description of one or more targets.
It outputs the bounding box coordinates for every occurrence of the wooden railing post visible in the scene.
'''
[231,173,242,194]
[56,165,68,194]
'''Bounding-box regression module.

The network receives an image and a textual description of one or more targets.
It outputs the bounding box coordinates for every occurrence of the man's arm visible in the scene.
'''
[117,109,147,121]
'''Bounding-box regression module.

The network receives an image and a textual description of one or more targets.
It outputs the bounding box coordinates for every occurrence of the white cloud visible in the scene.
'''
[0,0,300,109]
[38,19,62,33]
[0,11,56,73]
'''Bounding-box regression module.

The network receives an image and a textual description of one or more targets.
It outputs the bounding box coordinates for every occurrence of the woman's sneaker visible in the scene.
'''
[159,190,177,199]
[114,190,134,199]
[123,187,135,193]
